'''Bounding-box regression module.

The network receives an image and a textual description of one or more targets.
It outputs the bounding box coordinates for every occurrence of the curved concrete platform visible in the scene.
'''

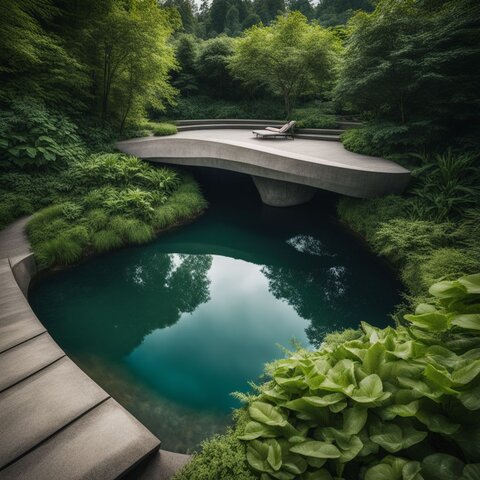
[0,218,189,479]
[117,128,410,206]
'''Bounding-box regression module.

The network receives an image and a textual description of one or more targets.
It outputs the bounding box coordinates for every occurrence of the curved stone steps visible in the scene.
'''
[0,218,189,480]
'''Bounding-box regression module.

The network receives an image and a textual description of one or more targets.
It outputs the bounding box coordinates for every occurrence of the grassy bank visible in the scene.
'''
[23,153,206,268]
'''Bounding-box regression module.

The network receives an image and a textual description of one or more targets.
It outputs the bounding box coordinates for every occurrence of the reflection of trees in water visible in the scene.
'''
[261,263,349,347]
[75,254,212,358]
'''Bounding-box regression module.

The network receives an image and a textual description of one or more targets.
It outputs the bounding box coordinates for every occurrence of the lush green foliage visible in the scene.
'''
[147,122,178,136]
[336,0,480,153]
[0,99,86,168]
[229,12,341,117]
[26,154,206,268]
[337,145,480,303]
[0,0,179,132]
[237,274,480,480]
[174,412,257,480]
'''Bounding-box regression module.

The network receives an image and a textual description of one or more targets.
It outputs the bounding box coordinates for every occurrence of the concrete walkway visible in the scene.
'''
[0,218,189,479]
[117,129,410,204]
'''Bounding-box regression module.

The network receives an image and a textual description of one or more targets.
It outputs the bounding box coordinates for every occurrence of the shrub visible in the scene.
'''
[174,412,256,480]
[372,219,452,267]
[36,236,83,266]
[109,216,154,244]
[85,209,109,232]
[0,98,86,168]
[235,274,480,480]
[149,122,177,136]
[91,229,124,253]
[101,188,155,220]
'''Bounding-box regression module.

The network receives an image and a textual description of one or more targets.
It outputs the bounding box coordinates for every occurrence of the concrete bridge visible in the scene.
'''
[117,128,410,207]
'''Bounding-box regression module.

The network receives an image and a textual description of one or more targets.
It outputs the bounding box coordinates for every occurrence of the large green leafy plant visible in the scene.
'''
[239,274,480,480]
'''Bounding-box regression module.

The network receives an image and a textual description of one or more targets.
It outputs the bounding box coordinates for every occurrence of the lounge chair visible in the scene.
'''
[253,121,296,139]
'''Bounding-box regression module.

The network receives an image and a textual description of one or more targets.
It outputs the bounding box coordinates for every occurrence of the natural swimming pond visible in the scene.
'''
[29,171,401,453]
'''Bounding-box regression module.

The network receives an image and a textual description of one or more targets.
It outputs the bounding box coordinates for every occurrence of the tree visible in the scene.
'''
[335,0,480,148]
[163,0,197,33]
[287,0,314,20]
[86,0,179,130]
[253,0,285,24]
[229,12,341,117]
[172,34,199,95]
[196,36,239,98]
[225,5,242,36]
[315,0,373,26]
[241,13,262,30]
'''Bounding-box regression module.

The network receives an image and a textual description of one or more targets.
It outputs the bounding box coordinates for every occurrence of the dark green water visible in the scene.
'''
[29,171,401,453]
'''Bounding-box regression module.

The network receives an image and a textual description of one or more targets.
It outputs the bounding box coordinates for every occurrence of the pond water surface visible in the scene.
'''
[29,171,401,453]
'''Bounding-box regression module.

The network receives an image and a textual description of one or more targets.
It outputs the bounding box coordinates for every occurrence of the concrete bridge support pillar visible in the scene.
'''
[251,176,316,207]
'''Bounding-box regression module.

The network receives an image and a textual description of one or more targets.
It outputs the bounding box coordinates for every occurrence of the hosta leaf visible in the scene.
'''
[452,314,480,331]
[289,441,341,459]
[415,303,438,314]
[350,374,387,403]
[343,404,368,434]
[239,421,278,440]
[302,470,333,480]
[281,454,308,475]
[404,312,451,332]
[249,402,287,427]
[370,423,427,453]
[337,434,363,463]
[381,401,419,420]
[246,439,270,472]
[402,460,422,480]
[458,384,480,410]
[421,453,464,480]
[265,439,282,471]
[274,375,304,389]
[303,393,345,407]
[416,409,460,434]
[452,359,480,385]
[263,388,289,404]
[458,274,480,294]
[365,464,401,480]
[429,280,466,299]
[462,464,480,480]
[363,342,386,374]
[329,401,347,412]
[320,359,357,394]
[306,457,326,468]
[423,364,455,391]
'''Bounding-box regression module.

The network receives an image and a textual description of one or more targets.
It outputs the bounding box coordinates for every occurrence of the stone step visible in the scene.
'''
[295,133,341,142]
[175,118,284,126]
[0,399,160,480]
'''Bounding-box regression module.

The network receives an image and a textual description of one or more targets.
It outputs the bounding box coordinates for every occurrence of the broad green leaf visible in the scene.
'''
[263,388,289,404]
[404,312,451,332]
[423,364,455,391]
[363,342,386,374]
[452,359,480,385]
[289,441,341,459]
[402,460,422,480]
[422,453,464,480]
[381,401,419,420]
[416,409,460,434]
[265,439,282,471]
[239,421,278,440]
[249,402,287,427]
[365,464,401,480]
[302,470,333,480]
[458,383,480,410]
[303,393,345,407]
[329,401,347,412]
[320,359,357,394]
[370,423,427,453]
[429,280,467,299]
[281,454,307,475]
[415,303,438,314]
[350,374,387,403]
[458,274,480,294]
[343,404,368,434]
[462,464,480,480]
[246,439,270,472]
[452,314,480,331]
[337,434,363,463]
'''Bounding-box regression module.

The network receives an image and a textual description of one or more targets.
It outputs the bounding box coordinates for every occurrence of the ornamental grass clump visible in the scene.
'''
[239,274,480,480]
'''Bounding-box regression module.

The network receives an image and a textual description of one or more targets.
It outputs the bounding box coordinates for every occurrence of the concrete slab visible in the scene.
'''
[117,129,411,200]
[0,309,46,353]
[124,450,191,480]
[0,333,64,392]
[0,356,109,468]
[0,399,161,480]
